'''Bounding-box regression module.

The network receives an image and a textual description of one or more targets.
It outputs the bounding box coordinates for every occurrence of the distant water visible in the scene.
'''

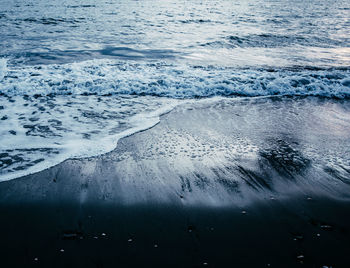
[0,0,349,181]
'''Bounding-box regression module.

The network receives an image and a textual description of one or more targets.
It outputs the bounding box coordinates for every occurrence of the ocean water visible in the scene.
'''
[0,0,349,181]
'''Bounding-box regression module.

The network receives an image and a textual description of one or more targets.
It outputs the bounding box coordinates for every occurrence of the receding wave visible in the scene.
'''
[1,59,349,99]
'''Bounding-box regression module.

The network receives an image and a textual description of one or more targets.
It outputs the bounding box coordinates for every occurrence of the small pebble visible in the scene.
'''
[320,225,332,230]
[60,249,64,252]
[307,197,312,200]
[297,255,304,260]
[241,210,247,214]
[203,262,208,266]
[128,238,133,242]
[317,233,321,237]
[154,244,158,248]
[34,258,38,261]
[93,236,98,239]
[101,233,106,236]
[187,225,194,232]
[63,232,78,240]
[295,235,303,240]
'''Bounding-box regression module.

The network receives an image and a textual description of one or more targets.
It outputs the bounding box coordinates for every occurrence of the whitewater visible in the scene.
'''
[0,0,349,181]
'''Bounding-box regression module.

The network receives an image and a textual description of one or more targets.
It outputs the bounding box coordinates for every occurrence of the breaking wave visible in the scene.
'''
[1,59,349,99]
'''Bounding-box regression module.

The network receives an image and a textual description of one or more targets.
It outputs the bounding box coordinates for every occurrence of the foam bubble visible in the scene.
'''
[0,58,7,81]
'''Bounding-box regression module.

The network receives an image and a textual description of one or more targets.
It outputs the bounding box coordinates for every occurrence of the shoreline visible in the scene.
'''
[0,96,350,267]
[2,94,349,184]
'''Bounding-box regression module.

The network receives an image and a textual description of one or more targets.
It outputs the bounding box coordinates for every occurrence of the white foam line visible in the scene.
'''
[1,58,349,98]
[0,100,183,182]
[0,96,227,182]
[0,94,332,182]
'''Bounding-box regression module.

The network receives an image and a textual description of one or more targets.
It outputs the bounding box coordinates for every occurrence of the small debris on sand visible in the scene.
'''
[296,254,304,263]
[187,225,195,233]
[320,225,333,230]
[128,238,133,242]
[62,231,82,240]
[293,234,303,241]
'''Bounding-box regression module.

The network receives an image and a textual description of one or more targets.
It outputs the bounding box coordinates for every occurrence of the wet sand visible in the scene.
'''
[0,96,350,267]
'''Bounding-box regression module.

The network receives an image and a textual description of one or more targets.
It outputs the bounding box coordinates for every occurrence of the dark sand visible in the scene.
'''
[0,96,350,267]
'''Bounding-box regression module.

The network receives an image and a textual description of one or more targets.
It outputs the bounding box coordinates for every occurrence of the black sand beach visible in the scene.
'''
[1,0,350,266]
[0,97,350,267]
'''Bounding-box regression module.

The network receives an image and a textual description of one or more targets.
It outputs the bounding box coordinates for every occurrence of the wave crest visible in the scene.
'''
[1,59,349,98]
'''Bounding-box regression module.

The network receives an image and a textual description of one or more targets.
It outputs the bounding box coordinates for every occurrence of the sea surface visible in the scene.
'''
[0,0,349,181]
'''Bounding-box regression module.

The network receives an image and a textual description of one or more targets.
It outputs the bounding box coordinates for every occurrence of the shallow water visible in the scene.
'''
[1,0,349,67]
[0,0,349,180]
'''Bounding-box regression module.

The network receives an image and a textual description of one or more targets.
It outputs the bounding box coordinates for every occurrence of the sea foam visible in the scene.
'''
[1,58,350,181]
[0,59,349,98]
[0,58,6,81]
[0,95,181,182]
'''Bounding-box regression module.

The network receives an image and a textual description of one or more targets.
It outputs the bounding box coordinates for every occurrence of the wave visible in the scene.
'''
[1,59,349,99]
[201,34,349,49]
[20,17,85,25]
[3,47,180,65]
[0,94,181,182]
[67,5,96,8]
